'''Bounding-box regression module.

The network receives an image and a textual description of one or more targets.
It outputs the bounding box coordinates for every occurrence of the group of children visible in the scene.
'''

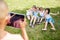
[0,0,56,40]
[26,5,56,30]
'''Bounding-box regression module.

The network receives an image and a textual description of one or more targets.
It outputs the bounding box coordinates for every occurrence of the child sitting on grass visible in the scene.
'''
[42,8,56,30]
[26,8,33,20]
[30,6,39,28]
[38,7,45,23]
[0,0,28,40]
[26,5,36,21]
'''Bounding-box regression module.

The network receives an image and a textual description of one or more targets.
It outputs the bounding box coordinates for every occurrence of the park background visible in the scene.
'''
[5,0,60,40]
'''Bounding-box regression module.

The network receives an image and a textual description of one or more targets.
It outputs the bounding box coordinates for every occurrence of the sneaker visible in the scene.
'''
[32,25,34,28]
[29,24,32,26]
[51,28,56,30]
[37,22,41,24]
[42,28,47,30]
[38,22,41,24]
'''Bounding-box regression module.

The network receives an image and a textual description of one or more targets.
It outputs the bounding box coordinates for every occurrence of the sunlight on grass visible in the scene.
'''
[5,0,60,11]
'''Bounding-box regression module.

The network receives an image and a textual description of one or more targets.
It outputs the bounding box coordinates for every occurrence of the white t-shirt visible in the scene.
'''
[1,32,23,40]
[39,11,44,17]
[45,14,52,19]
[26,10,33,16]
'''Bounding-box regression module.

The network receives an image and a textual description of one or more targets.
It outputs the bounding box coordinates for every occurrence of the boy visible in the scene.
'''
[42,8,56,30]
[0,0,28,40]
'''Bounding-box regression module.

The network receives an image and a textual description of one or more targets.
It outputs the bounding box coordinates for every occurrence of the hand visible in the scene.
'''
[19,18,27,29]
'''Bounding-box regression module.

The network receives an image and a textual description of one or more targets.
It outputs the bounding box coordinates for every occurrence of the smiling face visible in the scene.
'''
[33,7,37,11]
[39,7,44,11]
[45,8,50,14]
[32,6,37,12]
[45,10,49,14]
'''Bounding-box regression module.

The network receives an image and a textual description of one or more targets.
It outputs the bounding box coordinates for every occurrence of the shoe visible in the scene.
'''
[42,28,47,30]
[38,22,41,24]
[37,22,41,24]
[29,24,32,27]
[32,25,34,28]
[51,28,56,30]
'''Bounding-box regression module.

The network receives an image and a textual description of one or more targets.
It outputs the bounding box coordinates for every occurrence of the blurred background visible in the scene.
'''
[5,0,60,40]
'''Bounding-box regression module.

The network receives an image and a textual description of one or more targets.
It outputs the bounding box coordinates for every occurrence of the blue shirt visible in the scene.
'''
[33,11,38,17]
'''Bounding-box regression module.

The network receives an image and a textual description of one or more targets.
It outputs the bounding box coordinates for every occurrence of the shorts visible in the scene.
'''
[39,16,44,18]
[46,18,54,24]
[33,15,38,18]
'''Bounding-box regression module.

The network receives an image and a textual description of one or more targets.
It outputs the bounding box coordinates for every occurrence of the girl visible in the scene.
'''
[42,8,56,30]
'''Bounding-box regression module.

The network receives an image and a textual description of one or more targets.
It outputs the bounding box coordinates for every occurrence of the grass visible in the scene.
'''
[5,0,60,11]
[5,0,60,40]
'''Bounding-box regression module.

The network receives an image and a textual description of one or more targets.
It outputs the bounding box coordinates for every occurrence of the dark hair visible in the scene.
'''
[45,8,50,14]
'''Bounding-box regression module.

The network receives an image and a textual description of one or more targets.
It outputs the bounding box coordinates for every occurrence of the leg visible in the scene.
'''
[37,17,40,22]
[30,15,33,20]
[33,17,37,25]
[49,22,56,30]
[40,17,44,23]
[27,15,30,20]
[36,17,41,24]
[42,22,48,30]
[32,17,37,28]
[30,16,34,26]
[19,19,28,40]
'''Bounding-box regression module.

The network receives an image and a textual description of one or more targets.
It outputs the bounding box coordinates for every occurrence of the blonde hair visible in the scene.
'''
[0,0,8,20]
[0,0,8,29]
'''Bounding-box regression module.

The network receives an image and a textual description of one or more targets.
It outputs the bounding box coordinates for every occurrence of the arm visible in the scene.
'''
[21,28,28,40]
[19,19,28,40]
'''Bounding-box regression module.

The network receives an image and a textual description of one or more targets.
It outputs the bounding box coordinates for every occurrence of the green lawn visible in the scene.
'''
[5,0,60,40]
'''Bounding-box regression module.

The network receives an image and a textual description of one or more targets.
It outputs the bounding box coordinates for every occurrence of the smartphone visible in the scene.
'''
[7,14,25,27]
[10,14,25,22]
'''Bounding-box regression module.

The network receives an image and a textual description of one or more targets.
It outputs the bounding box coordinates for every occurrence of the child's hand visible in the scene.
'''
[19,18,27,29]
